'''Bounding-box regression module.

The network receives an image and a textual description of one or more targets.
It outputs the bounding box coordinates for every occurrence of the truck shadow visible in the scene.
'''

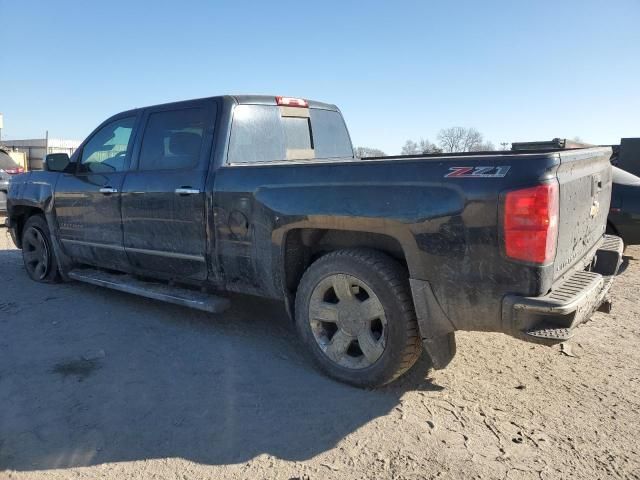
[618,254,633,274]
[0,249,441,472]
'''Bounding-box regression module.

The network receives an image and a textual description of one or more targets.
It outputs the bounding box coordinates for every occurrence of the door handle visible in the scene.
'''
[99,187,118,194]
[175,187,200,195]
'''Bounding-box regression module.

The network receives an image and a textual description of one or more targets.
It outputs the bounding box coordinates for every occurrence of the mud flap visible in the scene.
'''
[409,279,457,369]
[44,209,73,281]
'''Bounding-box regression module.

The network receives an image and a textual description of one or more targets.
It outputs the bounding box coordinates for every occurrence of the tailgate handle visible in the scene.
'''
[99,187,118,194]
[591,174,602,196]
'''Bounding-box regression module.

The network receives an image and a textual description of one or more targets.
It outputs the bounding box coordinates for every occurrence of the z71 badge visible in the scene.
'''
[445,166,511,178]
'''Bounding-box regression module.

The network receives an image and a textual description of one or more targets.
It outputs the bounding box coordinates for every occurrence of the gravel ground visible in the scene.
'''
[1,223,639,480]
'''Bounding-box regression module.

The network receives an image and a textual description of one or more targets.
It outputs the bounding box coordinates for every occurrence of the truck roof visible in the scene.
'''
[116,95,339,118]
[231,95,338,111]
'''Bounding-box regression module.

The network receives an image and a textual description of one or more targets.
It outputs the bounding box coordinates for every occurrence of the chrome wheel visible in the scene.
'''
[22,226,51,280]
[308,273,387,369]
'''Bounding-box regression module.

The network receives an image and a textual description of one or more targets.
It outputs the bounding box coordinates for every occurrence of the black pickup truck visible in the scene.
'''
[5,95,623,387]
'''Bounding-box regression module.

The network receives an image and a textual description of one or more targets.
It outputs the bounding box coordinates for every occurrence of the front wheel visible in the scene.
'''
[295,248,422,388]
[21,215,60,283]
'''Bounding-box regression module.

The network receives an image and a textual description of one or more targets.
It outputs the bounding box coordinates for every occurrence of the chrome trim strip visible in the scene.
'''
[61,239,205,262]
[125,246,205,262]
[61,239,125,251]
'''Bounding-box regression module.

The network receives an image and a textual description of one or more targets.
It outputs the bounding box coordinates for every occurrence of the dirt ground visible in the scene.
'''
[1,224,639,480]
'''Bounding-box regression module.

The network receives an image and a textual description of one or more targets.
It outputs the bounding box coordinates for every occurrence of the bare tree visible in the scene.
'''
[401,138,441,155]
[404,129,492,155]
[401,140,420,155]
[355,146,386,158]
[470,141,495,152]
[500,142,510,150]
[437,126,488,152]
[462,128,483,152]
[418,138,442,154]
[437,127,466,153]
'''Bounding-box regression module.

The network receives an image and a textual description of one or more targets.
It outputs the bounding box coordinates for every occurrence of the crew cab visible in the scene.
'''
[5,95,623,387]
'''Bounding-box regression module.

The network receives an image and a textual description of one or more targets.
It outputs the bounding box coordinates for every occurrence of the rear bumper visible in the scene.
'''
[502,235,623,344]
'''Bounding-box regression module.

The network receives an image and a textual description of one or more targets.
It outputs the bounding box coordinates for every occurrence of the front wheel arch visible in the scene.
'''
[10,206,46,249]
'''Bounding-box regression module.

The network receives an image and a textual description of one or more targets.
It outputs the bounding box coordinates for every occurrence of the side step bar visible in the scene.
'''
[68,269,230,314]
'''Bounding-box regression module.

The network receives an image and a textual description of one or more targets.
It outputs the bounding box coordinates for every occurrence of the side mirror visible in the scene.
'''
[44,153,70,172]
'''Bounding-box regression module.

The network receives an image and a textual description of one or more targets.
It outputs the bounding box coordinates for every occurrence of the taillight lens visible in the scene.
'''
[504,182,559,264]
[4,167,24,174]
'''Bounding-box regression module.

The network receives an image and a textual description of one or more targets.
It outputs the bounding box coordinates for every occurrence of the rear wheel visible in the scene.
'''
[21,215,60,283]
[295,248,421,388]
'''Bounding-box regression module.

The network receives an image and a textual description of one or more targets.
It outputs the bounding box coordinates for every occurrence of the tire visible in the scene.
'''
[21,214,60,283]
[295,248,422,388]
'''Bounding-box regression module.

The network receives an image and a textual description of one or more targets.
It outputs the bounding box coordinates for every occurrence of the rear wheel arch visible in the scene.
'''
[281,227,412,298]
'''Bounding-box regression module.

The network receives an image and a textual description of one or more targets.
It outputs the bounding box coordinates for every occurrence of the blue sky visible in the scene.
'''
[1,0,638,154]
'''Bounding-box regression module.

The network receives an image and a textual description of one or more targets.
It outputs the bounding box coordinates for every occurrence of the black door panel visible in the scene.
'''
[55,115,138,270]
[56,173,128,269]
[121,100,216,281]
[121,170,207,277]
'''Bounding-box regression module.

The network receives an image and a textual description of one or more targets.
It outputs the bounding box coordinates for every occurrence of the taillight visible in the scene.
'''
[504,182,559,264]
[275,96,308,107]
[4,167,24,174]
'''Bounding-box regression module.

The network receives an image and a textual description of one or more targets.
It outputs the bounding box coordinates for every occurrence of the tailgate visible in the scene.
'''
[553,147,613,280]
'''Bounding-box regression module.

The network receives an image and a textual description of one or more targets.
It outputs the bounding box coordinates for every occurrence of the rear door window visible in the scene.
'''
[138,108,207,171]
[228,105,353,164]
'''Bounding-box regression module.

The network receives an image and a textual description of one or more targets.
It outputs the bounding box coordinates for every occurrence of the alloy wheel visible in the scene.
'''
[22,227,51,280]
[308,273,387,369]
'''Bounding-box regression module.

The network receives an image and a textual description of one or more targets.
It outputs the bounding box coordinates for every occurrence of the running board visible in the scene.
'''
[68,269,230,313]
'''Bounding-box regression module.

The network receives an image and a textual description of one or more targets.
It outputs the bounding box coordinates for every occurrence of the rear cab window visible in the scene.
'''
[227,104,353,164]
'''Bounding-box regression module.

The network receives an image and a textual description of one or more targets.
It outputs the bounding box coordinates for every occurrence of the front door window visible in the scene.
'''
[80,117,136,173]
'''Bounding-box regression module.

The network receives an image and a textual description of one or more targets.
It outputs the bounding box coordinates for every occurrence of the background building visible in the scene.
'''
[0,138,80,170]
